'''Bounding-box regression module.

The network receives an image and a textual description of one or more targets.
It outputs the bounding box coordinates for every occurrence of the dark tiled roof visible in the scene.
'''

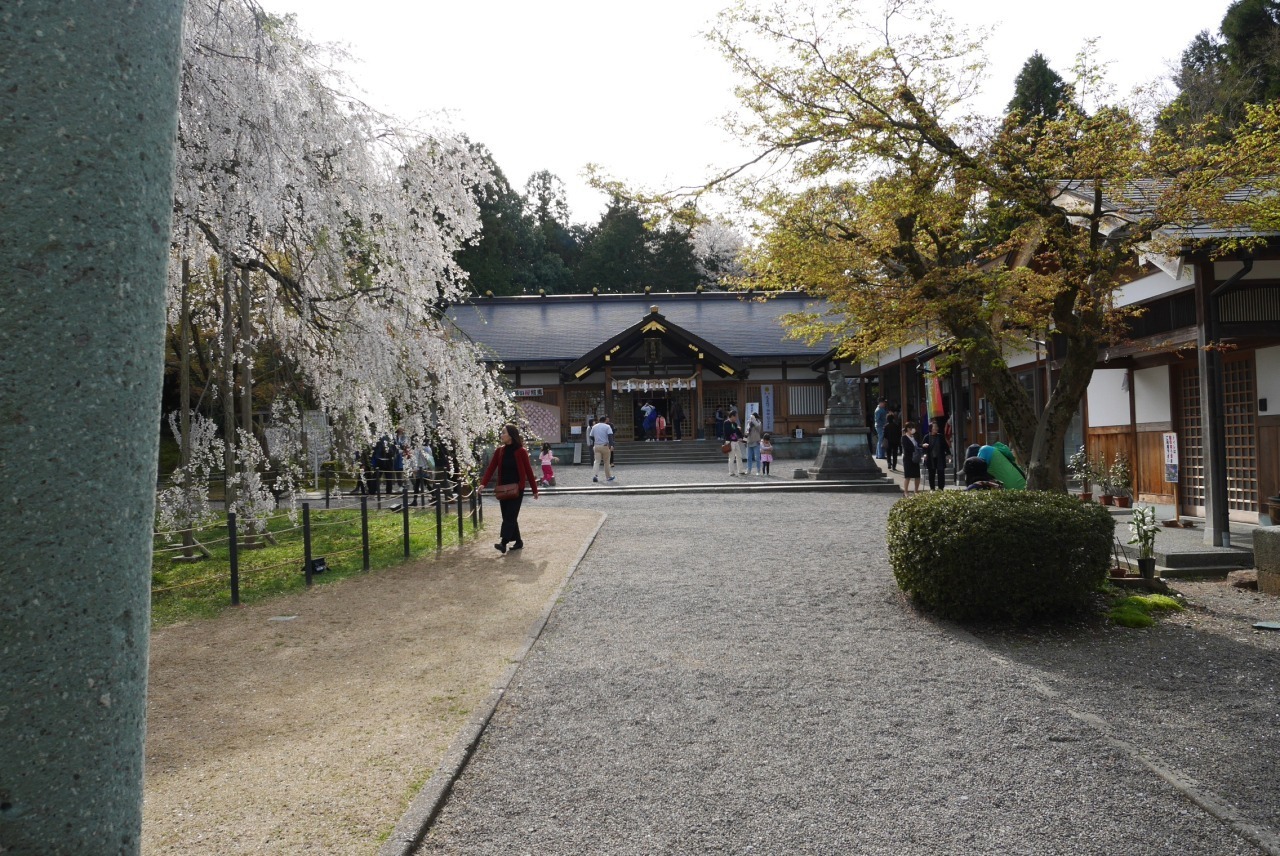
[445,292,833,363]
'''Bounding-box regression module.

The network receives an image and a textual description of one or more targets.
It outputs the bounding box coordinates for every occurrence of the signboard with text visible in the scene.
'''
[1163,432,1179,483]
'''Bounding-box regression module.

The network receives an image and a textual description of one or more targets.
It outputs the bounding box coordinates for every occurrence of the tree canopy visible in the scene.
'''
[709,0,1280,489]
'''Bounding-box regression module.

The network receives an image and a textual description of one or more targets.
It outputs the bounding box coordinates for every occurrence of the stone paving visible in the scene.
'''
[410,485,1280,856]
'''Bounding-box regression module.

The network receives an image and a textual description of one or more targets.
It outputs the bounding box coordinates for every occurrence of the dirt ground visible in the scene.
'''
[142,506,604,856]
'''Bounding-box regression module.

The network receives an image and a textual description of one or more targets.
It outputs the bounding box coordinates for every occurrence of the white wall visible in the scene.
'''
[1133,366,1172,425]
[1086,368,1132,427]
[517,372,562,386]
[1259,346,1280,416]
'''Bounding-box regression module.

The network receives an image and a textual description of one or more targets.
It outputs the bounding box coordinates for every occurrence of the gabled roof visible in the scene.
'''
[444,291,833,364]
[562,308,747,381]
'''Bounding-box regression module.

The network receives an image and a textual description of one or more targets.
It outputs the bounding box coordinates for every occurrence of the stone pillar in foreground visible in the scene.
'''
[0,3,185,853]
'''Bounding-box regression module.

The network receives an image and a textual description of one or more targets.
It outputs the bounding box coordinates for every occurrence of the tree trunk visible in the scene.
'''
[221,255,237,515]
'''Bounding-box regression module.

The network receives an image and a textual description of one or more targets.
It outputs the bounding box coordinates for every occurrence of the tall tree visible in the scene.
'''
[577,198,652,292]
[1007,51,1069,121]
[1163,0,1280,132]
[456,145,542,296]
[710,0,1280,490]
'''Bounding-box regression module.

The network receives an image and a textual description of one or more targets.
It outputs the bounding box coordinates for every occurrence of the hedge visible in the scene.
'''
[886,490,1115,622]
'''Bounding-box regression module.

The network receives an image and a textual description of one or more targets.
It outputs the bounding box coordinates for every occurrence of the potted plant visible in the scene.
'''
[1109,451,1133,509]
[1068,445,1094,501]
[1090,452,1109,504]
[1128,504,1160,579]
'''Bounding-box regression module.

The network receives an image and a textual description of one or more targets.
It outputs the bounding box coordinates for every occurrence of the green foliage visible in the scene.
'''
[1107,593,1185,628]
[1007,52,1069,121]
[887,490,1114,622]
[150,504,479,626]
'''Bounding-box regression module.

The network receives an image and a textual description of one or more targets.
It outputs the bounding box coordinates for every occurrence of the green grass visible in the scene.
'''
[151,503,483,627]
[1107,593,1185,628]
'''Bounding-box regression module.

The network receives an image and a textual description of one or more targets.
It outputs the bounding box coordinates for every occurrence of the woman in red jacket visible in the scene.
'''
[480,423,539,553]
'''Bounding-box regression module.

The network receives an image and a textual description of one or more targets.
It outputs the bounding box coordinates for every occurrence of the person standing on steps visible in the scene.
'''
[900,421,922,496]
[479,423,539,554]
[588,416,616,483]
[670,398,685,441]
[873,399,888,460]
[883,411,902,471]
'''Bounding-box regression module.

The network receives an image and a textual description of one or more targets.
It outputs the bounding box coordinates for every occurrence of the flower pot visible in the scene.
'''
[1100,494,1115,506]
[1079,492,1093,502]
[1114,496,1132,508]
[1137,557,1156,580]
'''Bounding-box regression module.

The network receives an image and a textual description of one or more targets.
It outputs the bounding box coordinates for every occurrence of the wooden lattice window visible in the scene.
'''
[1177,366,1205,509]
[566,388,605,430]
[1223,356,1258,513]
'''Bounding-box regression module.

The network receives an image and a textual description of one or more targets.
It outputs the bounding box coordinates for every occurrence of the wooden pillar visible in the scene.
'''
[604,363,614,420]
[695,363,705,440]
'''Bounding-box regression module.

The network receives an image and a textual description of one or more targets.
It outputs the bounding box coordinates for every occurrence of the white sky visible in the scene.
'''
[264,0,1234,224]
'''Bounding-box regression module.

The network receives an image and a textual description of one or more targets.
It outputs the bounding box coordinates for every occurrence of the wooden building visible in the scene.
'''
[446,291,837,443]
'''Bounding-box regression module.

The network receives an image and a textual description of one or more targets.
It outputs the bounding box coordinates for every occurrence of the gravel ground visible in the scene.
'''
[417,487,1279,856]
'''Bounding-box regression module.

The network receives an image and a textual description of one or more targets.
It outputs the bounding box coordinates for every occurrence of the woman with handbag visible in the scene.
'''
[900,422,922,496]
[480,423,539,554]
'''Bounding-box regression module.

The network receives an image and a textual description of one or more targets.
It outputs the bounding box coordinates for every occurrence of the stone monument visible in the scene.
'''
[804,368,888,480]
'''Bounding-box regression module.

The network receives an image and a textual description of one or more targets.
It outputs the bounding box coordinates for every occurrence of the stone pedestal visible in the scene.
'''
[802,369,889,481]
[807,405,886,480]
[1256,528,1280,596]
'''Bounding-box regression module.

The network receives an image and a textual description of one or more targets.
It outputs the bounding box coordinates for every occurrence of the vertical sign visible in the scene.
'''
[1163,432,1179,483]
[760,385,775,433]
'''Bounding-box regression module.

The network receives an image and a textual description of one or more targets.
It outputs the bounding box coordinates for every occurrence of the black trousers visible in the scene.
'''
[927,458,947,490]
[886,439,901,469]
[497,492,524,545]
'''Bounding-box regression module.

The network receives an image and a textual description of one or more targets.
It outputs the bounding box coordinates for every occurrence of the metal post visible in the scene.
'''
[457,475,465,542]
[303,502,313,587]
[402,481,411,558]
[228,512,240,606]
[324,472,330,509]
[477,478,484,526]
[434,482,443,554]
[360,496,370,572]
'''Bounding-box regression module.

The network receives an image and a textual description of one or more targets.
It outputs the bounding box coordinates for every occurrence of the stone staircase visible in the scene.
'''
[605,440,727,466]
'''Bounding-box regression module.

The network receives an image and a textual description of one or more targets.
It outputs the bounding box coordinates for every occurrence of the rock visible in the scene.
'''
[1259,569,1280,597]
[1255,527,1280,573]
[1227,570,1258,590]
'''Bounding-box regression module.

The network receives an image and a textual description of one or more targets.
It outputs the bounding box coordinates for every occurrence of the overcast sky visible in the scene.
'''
[264,0,1234,223]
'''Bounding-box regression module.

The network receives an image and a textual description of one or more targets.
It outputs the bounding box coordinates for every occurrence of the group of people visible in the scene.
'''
[720,408,773,477]
[353,428,437,506]
[637,399,685,441]
[896,418,951,495]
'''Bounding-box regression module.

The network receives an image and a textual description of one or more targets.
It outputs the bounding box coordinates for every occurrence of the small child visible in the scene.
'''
[760,433,774,476]
[539,443,557,487]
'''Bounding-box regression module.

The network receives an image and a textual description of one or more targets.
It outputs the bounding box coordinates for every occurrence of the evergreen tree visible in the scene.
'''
[1163,0,1280,133]
[576,198,650,292]
[454,144,541,296]
[1007,52,1068,121]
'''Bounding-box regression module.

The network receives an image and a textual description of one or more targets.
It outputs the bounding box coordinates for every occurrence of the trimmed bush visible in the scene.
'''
[887,490,1115,622]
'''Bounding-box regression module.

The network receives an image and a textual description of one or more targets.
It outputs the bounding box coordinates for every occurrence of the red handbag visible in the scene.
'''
[494,482,520,500]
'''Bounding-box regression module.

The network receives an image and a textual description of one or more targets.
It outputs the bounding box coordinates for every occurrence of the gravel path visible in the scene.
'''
[416,488,1278,855]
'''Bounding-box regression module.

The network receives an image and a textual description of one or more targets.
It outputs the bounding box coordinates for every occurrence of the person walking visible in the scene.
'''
[743,411,763,475]
[538,442,557,487]
[588,416,616,483]
[479,423,539,554]
[884,411,902,471]
[921,419,951,491]
[873,399,888,459]
[723,411,744,477]
[900,421,922,496]
[714,406,725,441]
